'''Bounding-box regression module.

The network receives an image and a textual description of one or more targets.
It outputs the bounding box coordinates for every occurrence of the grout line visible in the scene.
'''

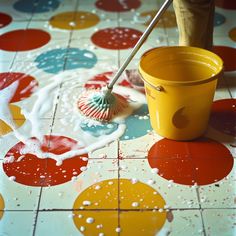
[117,140,121,234]
[2,207,235,212]
[48,0,80,137]
[32,187,43,236]
[196,187,207,236]
[34,1,81,234]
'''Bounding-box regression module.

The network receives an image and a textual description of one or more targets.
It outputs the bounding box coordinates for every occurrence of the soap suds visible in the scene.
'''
[1,70,146,165]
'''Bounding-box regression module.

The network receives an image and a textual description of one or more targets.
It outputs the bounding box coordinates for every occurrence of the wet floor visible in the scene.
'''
[0,0,235,235]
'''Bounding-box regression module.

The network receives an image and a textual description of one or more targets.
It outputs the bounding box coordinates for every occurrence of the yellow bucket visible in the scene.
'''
[139,46,223,140]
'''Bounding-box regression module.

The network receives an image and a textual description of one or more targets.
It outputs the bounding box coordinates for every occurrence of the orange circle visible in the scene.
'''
[229,27,236,42]
[49,11,100,30]
[148,138,234,186]
[3,135,88,187]
[0,29,50,51]
[0,104,25,136]
[73,179,166,235]
[84,71,133,89]
[0,72,38,102]
[95,0,141,12]
[0,12,12,28]
[0,194,4,220]
[141,10,177,28]
[91,27,142,50]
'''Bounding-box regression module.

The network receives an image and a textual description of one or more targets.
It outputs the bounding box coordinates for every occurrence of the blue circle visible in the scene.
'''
[13,0,61,13]
[35,48,97,74]
[80,122,119,137]
[214,12,226,27]
[121,104,152,140]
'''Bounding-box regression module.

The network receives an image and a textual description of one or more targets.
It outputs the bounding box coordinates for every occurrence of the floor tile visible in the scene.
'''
[119,159,200,209]
[39,159,119,210]
[35,210,119,236]
[0,0,235,235]
[202,209,236,236]
[159,209,204,236]
[198,162,236,208]
[0,211,36,236]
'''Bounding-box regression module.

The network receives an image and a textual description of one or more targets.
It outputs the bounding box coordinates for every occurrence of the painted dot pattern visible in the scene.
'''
[49,11,100,30]
[0,72,38,103]
[73,179,166,235]
[0,0,235,234]
[0,29,51,52]
[0,13,12,28]
[95,0,141,12]
[148,138,234,185]
[3,135,88,187]
[35,48,97,74]
[209,99,236,137]
[91,27,143,50]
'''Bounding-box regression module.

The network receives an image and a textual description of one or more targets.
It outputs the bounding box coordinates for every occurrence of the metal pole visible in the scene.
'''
[107,0,173,90]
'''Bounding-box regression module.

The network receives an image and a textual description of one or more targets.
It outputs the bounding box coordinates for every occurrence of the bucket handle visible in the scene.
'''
[138,72,164,92]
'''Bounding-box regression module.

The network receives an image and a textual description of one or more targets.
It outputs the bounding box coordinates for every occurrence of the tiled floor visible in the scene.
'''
[0,0,235,235]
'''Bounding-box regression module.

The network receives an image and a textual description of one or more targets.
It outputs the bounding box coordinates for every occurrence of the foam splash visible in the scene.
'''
[1,70,146,165]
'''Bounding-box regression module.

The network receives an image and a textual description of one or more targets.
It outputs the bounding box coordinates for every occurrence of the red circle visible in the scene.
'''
[148,138,234,186]
[215,0,236,10]
[95,0,141,12]
[213,46,236,71]
[209,99,236,137]
[84,71,133,89]
[91,27,142,50]
[0,13,12,28]
[0,72,38,102]
[0,29,51,51]
[3,135,88,187]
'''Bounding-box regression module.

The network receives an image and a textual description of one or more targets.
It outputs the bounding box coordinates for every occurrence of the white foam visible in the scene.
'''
[1,70,147,165]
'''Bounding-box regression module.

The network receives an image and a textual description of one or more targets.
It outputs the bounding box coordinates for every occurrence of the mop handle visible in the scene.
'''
[107,0,173,90]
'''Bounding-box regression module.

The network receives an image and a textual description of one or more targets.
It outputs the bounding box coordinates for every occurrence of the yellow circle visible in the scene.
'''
[0,194,5,220]
[73,179,166,235]
[141,10,177,28]
[229,27,236,42]
[49,11,100,30]
[0,104,26,136]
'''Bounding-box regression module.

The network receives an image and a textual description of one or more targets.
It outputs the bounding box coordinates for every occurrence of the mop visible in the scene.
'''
[78,0,173,121]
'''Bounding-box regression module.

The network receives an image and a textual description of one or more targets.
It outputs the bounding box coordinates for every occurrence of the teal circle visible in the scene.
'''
[35,48,97,74]
[13,0,61,13]
[214,12,226,27]
[121,104,152,140]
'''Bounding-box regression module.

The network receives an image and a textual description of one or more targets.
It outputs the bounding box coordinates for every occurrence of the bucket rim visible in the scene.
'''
[139,46,224,87]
